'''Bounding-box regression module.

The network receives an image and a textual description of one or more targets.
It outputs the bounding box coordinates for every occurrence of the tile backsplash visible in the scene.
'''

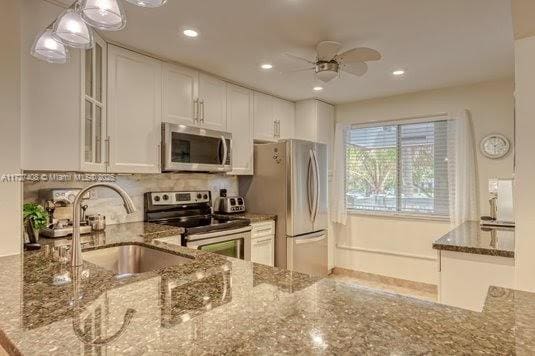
[23,173,239,225]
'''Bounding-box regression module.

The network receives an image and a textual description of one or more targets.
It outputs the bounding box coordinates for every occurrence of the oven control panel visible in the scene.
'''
[150,191,211,206]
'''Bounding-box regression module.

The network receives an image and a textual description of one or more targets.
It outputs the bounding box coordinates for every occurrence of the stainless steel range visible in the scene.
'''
[144,191,251,260]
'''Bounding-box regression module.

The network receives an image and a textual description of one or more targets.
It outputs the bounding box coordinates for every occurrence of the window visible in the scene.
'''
[345,119,449,217]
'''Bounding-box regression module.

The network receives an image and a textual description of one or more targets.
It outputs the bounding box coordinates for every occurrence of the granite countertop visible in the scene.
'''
[1,223,534,354]
[433,221,515,258]
[214,212,277,223]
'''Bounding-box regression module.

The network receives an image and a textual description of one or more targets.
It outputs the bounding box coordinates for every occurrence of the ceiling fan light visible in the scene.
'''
[80,0,126,31]
[52,8,94,49]
[125,0,167,8]
[31,28,68,64]
[316,70,338,83]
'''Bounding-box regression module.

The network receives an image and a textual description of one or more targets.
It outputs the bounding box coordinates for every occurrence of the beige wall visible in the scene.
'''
[512,0,535,40]
[0,0,22,256]
[513,36,535,292]
[335,79,515,284]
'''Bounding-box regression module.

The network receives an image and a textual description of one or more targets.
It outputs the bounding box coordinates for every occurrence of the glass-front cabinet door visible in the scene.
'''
[81,33,107,172]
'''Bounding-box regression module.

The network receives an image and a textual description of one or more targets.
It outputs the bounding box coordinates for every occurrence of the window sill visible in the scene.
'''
[347,209,450,222]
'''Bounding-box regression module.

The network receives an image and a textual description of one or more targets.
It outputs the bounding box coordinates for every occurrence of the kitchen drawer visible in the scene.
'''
[251,221,275,238]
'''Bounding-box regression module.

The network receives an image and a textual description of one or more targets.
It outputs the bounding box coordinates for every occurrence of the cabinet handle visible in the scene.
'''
[274,120,280,138]
[254,228,273,234]
[193,99,198,123]
[157,144,161,170]
[253,237,273,245]
[105,136,111,166]
[200,100,205,124]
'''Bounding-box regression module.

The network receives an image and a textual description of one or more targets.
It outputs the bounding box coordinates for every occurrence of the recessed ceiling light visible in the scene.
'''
[260,63,273,70]
[183,29,199,38]
[313,86,323,91]
[392,69,405,76]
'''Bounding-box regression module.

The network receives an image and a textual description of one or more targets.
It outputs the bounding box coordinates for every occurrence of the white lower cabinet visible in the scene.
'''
[438,250,514,311]
[250,220,275,266]
[107,45,162,173]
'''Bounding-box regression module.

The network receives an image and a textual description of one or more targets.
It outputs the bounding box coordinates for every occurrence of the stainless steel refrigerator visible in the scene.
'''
[239,139,328,277]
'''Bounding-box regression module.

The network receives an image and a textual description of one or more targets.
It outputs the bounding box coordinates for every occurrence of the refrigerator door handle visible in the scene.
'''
[311,149,320,222]
[307,150,314,219]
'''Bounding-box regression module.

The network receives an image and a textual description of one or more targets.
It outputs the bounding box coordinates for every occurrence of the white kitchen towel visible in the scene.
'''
[447,110,479,227]
[331,122,351,225]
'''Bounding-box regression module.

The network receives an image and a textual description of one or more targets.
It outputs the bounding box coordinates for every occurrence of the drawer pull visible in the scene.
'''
[254,228,273,234]
[253,237,272,245]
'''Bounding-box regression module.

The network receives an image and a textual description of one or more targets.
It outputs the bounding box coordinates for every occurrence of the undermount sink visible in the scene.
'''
[82,244,192,276]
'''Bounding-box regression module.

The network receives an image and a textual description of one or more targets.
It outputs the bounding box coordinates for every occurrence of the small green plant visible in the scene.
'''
[23,203,48,230]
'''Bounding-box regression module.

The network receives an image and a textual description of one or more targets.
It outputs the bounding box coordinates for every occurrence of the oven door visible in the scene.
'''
[162,123,232,172]
[186,226,251,261]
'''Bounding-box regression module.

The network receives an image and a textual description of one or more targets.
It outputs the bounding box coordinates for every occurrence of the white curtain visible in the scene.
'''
[330,122,350,225]
[447,110,479,227]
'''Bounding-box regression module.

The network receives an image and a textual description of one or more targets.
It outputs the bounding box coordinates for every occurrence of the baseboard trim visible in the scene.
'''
[332,267,438,294]
[336,244,437,262]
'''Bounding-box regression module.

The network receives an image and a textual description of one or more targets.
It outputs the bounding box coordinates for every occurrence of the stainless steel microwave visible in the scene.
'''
[161,123,232,172]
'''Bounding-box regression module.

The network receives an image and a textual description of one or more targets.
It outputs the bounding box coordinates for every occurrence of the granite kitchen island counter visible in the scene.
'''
[433,221,515,258]
[1,224,534,354]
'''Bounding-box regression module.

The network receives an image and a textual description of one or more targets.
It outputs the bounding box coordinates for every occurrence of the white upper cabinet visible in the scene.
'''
[274,98,295,139]
[254,92,295,142]
[295,99,334,143]
[253,92,276,142]
[295,99,335,174]
[197,73,228,131]
[21,0,82,171]
[226,84,254,175]
[162,63,198,126]
[316,100,335,145]
[107,45,162,174]
[81,34,107,172]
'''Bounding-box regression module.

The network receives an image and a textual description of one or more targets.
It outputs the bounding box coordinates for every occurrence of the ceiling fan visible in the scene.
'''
[286,41,382,83]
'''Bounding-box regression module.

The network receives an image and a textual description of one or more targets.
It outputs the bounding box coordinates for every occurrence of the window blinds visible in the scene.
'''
[345,120,450,217]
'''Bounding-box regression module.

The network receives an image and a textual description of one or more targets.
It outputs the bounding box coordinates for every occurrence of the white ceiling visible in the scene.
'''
[96,0,513,104]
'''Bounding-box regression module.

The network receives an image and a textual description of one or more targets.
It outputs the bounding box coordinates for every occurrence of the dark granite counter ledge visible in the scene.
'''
[433,221,515,258]
[214,212,277,223]
[2,221,535,354]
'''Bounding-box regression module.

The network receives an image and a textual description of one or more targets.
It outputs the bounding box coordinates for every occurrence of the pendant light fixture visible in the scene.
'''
[52,7,94,49]
[125,0,167,8]
[32,0,167,64]
[80,0,126,31]
[30,27,68,64]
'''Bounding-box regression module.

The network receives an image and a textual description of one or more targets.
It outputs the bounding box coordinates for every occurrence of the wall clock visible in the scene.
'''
[479,134,510,159]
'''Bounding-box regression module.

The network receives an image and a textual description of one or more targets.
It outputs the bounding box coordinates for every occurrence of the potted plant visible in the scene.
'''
[23,203,48,243]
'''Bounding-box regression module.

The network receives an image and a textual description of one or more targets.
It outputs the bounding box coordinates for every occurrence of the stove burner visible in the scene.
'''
[144,191,250,241]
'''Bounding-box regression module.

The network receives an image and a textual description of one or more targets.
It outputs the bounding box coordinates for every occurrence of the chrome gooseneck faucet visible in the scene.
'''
[71,183,136,267]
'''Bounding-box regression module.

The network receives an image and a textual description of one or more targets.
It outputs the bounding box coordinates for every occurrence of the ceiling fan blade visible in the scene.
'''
[316,41,342,61]
[342,62,368,76]
[336,47,381,63]
[285,53,315,65]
